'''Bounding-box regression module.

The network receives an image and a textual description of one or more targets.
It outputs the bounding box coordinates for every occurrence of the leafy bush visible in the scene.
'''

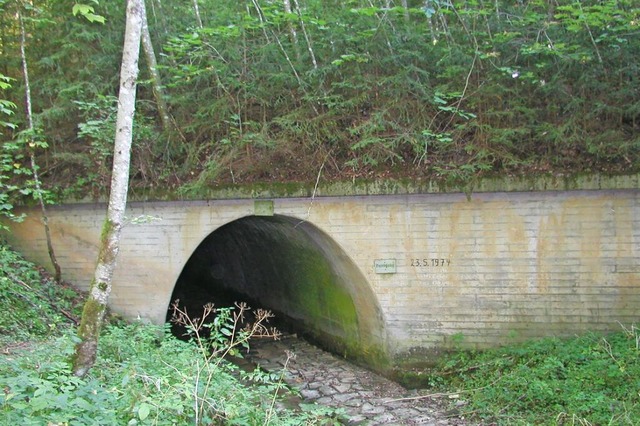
[1,335,120,425]
[1,322,340,425]
[428,327,640,424]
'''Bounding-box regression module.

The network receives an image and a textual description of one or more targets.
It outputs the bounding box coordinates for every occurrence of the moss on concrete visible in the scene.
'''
[170,214,389,371]
[108,172,640,203]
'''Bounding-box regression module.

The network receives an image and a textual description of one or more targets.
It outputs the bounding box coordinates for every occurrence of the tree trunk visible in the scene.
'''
[18,8,62,284]
[282,0,300,60]
[292,0,318,69]
[192,0,203,28]
[140,2,170,131]
[72,0,143,378]
[401,0,410,23]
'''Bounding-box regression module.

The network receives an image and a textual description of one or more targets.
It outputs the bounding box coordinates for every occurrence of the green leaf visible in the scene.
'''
[72,4,106,24]
[350,7,380,17]
[72,4,93,17]
[138,403,151,421]
[83,13,106,24]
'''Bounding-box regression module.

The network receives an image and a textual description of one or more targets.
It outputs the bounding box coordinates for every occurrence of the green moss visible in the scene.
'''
[99,219,114,243]
[96,219,118,266]
[279,241,396,372]
[77,294,106,338]
[117,172,640,203]
[280,240,360,345]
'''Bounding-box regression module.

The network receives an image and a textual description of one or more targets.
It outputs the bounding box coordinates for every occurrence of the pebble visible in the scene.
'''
[244,335,473,425]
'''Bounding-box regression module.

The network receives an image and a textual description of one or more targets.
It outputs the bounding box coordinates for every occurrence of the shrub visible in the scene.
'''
[428,327,640,424]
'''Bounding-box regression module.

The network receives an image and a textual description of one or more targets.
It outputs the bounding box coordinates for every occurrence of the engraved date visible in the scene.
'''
[410,258,451,267]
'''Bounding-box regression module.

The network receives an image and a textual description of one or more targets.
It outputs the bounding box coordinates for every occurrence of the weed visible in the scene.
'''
[0,244,340,425]
[427,330,640,424]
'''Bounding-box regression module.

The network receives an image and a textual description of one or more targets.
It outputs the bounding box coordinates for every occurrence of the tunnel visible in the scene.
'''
[166,214,388,368]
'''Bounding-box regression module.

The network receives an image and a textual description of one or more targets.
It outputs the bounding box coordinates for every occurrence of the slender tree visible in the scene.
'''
[72,0,143,378]
[282,0,300,60]
[292,0,317,70]
[400,0,410,23]
[140,1,170,131]
[18,6,61,283]
[191,0,203,29]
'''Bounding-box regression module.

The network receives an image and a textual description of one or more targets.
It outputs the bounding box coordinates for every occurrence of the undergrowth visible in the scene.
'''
[0,244,81,345]
[426,330,640,425]
[0,244,341,425]
[1,324,340,425]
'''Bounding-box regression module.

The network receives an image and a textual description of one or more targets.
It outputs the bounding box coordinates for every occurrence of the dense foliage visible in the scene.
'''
[0,244,340,425]
[0,0,638,201]
[419,330,640,424]
[0,244,80,343]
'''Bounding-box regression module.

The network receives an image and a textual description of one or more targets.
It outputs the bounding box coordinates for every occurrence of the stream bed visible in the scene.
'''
[241,334,473,425]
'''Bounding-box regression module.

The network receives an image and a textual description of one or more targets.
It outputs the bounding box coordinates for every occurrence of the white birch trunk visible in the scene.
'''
[140,3,170,131]
[73,0,143,378]
[292,0,318,69]
[192,0,203,28]
[401,0,410,23]
[18,9,62,283]
[283,0,300,59]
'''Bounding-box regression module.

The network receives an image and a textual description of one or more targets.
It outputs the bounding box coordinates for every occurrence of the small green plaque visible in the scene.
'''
[374,259,396,274]
[254,200,274,216]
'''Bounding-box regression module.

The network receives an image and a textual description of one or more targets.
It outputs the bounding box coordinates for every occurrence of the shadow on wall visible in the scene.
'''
[166,214,388,369]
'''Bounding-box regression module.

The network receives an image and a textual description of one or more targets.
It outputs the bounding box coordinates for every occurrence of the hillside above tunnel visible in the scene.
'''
[2,1,639,207]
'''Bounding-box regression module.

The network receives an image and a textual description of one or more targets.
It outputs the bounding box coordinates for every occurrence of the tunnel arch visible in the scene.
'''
[166,214,389,368]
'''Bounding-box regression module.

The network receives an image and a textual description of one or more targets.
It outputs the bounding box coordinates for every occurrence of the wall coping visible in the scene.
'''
[125,173,639,202]
[53,173,640,204]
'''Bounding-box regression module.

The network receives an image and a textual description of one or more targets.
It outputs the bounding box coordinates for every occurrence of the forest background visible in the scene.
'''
[1,0,639,208]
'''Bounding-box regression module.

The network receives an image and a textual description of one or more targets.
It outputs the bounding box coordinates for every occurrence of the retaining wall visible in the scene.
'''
[3,184,639,365]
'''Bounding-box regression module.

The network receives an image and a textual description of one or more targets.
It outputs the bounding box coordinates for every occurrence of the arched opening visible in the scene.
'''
[166,214,388,368]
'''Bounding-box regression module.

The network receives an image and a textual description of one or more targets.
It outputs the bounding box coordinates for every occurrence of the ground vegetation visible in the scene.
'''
[0,0,637,202]
[0,243,342,424]
[402,330,640,424]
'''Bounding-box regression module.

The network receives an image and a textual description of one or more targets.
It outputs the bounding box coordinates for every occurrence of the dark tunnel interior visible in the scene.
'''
[166,214,387,364]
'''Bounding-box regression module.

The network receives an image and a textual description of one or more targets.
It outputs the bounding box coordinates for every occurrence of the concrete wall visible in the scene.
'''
[4,189,639,365]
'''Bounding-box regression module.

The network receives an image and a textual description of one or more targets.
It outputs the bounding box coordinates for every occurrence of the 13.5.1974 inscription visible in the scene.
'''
[410,258,451,267]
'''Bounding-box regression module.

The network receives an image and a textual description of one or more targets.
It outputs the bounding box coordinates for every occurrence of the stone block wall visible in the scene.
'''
[322,190,638,359]
[4,188,639,364]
